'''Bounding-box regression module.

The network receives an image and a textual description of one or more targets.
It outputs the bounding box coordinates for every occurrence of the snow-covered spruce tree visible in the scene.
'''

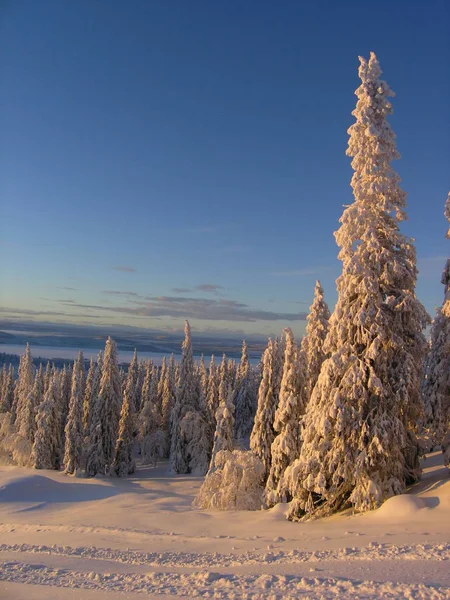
[43,361,52,394]
[126,349,140,413]
[250,339,278,481]
[83,352,102,435]
[422,192,450,460]
[58,364,73,443]
[85,337,123,476]
[157,356,168,409]
[170,321,210,475]
[198,354,209,400]
[161,360,176,438]
[234,341,257,442]
[31,376,62,470]
[301,281,330,399]
[265,329,307,507]
[208,364,235,473]
[285,53,429,520]
[113,379,136,476]
[12,343,34,423]
[64,352,85,474]
[17,366,44,446]
[139,361,167,465]
[0,365,15,413]
[206,355,218,426]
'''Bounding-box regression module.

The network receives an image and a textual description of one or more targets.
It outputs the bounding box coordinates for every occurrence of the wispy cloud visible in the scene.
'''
[195,284,224,294]
[32,295,307,323]
[112,265,137,273]
[172,284,224,295]
[58,286,77,291]
[102,290,140,297]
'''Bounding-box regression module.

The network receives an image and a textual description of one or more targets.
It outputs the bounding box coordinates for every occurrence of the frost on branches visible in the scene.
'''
[250,339,279,481]
[265,329,307,507]
[86,338,122,476]
[301,281,330,399]
[31,377,62,470]
[113,379,136,477]
[194,449,265,511]
[286,53,429,520]
[170,321,210,475]
[64,352,85,475]
[422,192,450,464]
[234,341,257,441]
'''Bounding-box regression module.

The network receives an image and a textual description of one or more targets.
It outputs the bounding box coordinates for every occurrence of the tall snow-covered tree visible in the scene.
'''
[113,379,136,476]
[170,321,210,475]
[83,352,102,435]
[64,352,85,474]
[422,192,450,462]
[250,339,278,481]
[126,349,140,413]
[12,343,34,423]
[17,366,44,445]
[285,53,429,520]
[86,338,123,476]
[206,355,218,425]
[234,341,257,441]
[301,281,330,399]
[265,329,307,506]
[31,376,62,470]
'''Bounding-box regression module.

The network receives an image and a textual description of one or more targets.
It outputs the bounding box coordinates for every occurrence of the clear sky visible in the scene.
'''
[0,0,449,338]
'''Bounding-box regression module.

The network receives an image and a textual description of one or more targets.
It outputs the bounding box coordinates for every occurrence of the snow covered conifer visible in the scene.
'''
[286,53,429,520]
[265,329,307,506]
[170,321,210,474]
[113,379,136,476]
[64,352,85,474]
[12,343,34,423]
[31,376,62,470]
[206,355,218,425]
[250,339,278,480]
[422,192,450,462]
[17,367,44,445]
[83,353,102,434]
[86,338,122,476]
[97,337,123,473]
[301,281,330,398]
[126,349,140,412]
[234,341,257,441]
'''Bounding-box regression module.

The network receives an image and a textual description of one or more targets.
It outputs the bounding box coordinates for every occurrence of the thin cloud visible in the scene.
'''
[42,296,307,323]
[172,287,192,294]
[102,290,140,297]
[112,265,137,273]
[195,284,224,293]
[58,286,77,291]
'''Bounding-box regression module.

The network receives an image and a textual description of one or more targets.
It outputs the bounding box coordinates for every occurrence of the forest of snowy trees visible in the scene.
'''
[0,53,449,520]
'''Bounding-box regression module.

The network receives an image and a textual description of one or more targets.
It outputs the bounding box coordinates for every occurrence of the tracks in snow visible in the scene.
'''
[0,559,448,599]
[1,541,449,568]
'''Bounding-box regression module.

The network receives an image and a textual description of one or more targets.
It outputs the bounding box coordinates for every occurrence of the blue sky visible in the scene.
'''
[0,0,449,338]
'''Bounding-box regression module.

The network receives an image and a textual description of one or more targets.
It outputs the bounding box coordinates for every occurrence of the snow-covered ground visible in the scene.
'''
[0,452,449,599]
